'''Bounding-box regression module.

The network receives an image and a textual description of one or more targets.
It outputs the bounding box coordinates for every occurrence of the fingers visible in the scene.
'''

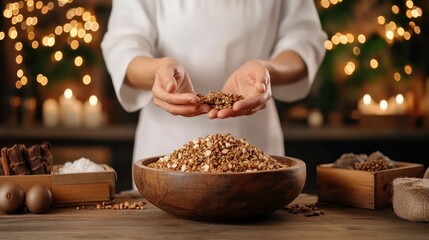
[154,97,210,116]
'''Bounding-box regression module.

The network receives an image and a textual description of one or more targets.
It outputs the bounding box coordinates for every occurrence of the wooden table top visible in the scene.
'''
[1,191,427,240]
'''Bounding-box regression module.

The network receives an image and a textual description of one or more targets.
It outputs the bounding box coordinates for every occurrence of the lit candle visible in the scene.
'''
[358,94,377,115]
[59,88,82,128]
[379,99,389,115]
[83,95,103,128]
[42,98,59,127]
[395,94,407,114]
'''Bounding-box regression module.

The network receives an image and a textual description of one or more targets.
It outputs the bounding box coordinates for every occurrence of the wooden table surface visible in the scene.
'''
[1,191,428,240]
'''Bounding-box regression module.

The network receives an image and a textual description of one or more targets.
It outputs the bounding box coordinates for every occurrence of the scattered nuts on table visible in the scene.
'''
[283,204,325,217]
[149,133,289,173]
[76,201,146,210]
[197,91,244,110]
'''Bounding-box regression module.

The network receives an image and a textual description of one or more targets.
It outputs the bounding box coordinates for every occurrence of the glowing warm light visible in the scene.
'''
[89,95,98,106]
[324,40,333,50]
[17,69,24,78]
[353,47,360,55]
[40,76,48,86]
[380,100,388,111]
[357,34,366,43]
[74,56,83,66]
[0,32,5,40]
[394,72,401,81]
[363,94,372,105]
[396,94,404,104]
[64,88,73,99]
[82,75,91,85]
[54,51,63,61]
[392,5,400,14]
[397,27,405,36]
[55,26,63,35]
[344,62,356,75]
[15,81,23,89]
[339,35,347,44]
[404,65,412,75]
[83,33,92,43]
[404,31,411,40]
[386,30,394,40]
[377,16,385,25]
[16,55,23,64]
[31,41,39,49]
[9,27,18,39]
[331,35,339,45]
[321,0,330,8]
[406,0,414,9]
[21,76,28,85]
[70,40,79,50]
[37,74,43,82]
[370,59,379,69]
[15,42,23,51]
[414,26,421,34]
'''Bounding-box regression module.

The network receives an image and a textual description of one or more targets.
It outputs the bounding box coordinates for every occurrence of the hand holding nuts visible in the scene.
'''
[197,91,244,110]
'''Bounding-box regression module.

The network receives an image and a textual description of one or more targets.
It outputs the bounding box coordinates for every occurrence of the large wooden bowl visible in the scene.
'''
[133,156,306,221]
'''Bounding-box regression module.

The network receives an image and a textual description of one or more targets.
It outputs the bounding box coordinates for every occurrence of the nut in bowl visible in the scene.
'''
[133,155,306,221]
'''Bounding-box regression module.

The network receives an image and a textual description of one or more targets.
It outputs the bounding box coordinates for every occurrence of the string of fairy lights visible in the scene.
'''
[0,0,99,90]
[320,0,422,80]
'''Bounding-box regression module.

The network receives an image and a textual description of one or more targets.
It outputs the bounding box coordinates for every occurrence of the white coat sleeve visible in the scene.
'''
[101,0,157,112]
[271,0,327,102]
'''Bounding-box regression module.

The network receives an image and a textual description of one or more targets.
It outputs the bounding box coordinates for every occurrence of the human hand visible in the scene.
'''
[152,58,210,117]
[208,60,272,119]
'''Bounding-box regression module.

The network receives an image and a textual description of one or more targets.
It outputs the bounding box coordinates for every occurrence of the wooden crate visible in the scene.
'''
[0,165,116,206]
[317,162,424,209]
[0,174,52,192]
[51,165,116,206]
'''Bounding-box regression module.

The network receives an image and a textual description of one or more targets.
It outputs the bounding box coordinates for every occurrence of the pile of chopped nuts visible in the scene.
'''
[197,91,244,110]
[333,151,395,172]
[149,133,288,173]
[354,151,394,172]
[76,201,146,210]
[283,204,325,217]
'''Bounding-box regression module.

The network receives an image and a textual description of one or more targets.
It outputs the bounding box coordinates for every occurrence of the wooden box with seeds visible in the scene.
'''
[317,151,424,209]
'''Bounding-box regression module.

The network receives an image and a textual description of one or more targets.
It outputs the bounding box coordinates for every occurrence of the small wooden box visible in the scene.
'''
[51,165,116,206]
[0,165,116,206]
[317,162,424,209]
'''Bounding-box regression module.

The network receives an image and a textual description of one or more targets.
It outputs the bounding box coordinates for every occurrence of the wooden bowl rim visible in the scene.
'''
[134,155,305,176]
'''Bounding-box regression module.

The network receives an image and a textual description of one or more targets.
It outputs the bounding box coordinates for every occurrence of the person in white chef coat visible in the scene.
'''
[101,0,326,181]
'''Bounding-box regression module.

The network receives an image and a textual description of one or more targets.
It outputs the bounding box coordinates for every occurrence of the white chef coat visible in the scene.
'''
[101,0,326,163]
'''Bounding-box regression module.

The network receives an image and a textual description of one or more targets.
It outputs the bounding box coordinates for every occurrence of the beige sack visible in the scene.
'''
[424,167,429,179]
[392,178,429,222]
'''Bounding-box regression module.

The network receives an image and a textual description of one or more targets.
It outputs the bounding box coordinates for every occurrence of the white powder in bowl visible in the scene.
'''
[58,158,105,174]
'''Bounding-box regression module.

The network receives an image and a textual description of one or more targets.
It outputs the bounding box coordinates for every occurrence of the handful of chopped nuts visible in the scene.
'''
[197,91,244,110]
[149,133,288,173]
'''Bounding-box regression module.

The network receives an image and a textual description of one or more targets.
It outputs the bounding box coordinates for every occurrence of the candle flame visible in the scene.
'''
[396,94,404,104]
[363,94,372,105]
[380,99,388,111]
[89,95,98,106]
[64,88,73,99]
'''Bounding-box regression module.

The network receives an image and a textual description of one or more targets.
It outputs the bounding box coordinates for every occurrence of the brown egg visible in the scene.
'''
[0,182,25,214]
[26,184,52,214]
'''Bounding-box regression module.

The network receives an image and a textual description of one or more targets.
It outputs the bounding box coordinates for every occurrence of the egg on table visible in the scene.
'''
[0,182,25,214]
[25,184,52,214]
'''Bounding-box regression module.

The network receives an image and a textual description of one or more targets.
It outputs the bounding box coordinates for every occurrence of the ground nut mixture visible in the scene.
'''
[149,134,288,173]
[197,91,244,110]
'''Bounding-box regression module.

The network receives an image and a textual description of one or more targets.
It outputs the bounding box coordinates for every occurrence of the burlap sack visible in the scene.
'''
[392,177,429,222]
